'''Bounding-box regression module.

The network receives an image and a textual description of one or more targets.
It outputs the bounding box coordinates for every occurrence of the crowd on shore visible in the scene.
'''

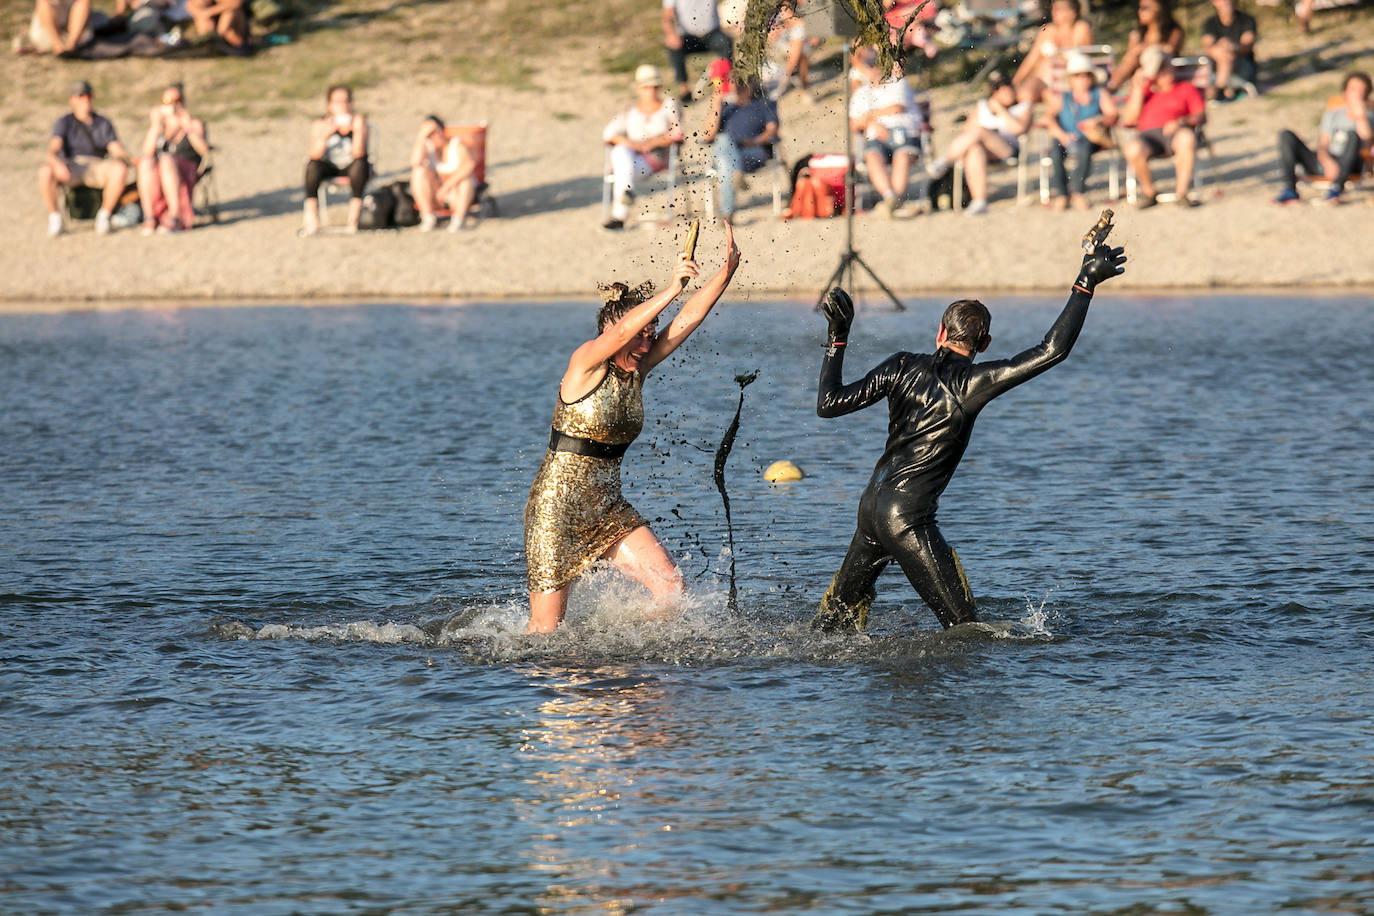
[30,0,1374,244]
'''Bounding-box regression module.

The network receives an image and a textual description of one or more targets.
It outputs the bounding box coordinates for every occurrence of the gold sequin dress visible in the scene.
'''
[524,361,647,592]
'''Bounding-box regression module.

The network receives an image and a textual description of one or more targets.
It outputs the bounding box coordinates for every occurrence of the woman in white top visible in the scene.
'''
[602,65,684,230]
[926,72,1034,215]
[410,115,478,232]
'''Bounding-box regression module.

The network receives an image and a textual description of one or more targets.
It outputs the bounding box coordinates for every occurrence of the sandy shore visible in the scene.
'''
[3,29,1372,310]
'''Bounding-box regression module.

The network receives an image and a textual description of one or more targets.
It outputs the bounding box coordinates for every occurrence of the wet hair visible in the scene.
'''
[1345,71,1373,98]
[940,299,992,351]
[596,280,656,333]
[326,84,352,103]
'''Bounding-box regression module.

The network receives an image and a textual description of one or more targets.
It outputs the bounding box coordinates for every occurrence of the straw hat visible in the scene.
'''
[633,64,663,87]
[1064,50,1104,84]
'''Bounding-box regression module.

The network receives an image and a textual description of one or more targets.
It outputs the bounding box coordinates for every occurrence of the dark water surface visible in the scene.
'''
[2,295,1371,915]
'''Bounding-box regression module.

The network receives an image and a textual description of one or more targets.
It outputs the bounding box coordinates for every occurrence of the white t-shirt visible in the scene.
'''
[849,79,924,141]
[603,99,683,144]
[976,98,1031,144]
[663,0,719,37]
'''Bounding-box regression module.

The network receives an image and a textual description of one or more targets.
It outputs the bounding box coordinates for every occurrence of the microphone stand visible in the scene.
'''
[815,39,905,312]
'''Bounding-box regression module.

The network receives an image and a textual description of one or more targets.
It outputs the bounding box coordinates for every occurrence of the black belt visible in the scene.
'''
[549,428,629,460]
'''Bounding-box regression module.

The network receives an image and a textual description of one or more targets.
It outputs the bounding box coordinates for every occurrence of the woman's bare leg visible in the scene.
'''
[158,155,183,228]
[604,526,684,602]
[527,588,570,634]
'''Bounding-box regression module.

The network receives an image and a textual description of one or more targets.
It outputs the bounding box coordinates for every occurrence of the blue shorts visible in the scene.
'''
[864,135,919,162]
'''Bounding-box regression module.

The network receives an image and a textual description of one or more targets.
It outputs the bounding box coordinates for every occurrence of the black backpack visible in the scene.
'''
[358,185,396,230]
[390,181,420,228]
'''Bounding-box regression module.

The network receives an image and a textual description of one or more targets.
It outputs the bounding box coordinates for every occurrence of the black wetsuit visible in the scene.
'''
[815,287,1094,630]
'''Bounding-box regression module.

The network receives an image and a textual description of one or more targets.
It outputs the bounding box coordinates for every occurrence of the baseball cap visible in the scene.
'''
[69,79,93,97]
[633,64,663,86]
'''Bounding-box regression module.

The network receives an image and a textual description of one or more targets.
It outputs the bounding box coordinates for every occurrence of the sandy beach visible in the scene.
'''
[3,13,1372,309]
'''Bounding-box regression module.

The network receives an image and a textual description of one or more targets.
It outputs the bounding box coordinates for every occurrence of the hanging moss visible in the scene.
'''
[733,0,931,83]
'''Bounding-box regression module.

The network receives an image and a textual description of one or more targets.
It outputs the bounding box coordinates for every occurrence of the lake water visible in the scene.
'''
[2,293,1371,915]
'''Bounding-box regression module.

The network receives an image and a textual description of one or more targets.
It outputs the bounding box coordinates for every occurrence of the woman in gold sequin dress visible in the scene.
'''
[524,221,742,633]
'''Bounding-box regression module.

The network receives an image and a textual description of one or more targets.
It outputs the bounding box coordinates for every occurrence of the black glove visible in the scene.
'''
[822,287,854,343]
[1075,244,1127,292]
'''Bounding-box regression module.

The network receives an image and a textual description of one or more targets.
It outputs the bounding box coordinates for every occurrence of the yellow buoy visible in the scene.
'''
[763,460,804,483]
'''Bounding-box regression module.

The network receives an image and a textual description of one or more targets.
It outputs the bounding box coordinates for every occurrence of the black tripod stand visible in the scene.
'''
[815,40,905,313]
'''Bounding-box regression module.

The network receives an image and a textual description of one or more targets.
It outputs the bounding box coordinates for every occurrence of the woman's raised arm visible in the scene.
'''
[643,219,741,374]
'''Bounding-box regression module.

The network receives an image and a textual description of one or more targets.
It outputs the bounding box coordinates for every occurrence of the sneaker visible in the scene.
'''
[1175,196,1199,208]
[601,218,625,231]
[1321,187,1342,205]
[880,195,900,219]
[448,216,469,232]
[964,199,988,216]
[925,157,949,178]
[1273,188,1301,205]
[1136,193,1158,210]
[94,210,112,235]
[419,212,437,232]
[47,212,64,238]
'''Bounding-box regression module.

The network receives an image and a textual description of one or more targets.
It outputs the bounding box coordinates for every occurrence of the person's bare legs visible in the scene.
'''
[158,155,185,228]
[38,163,64,214]
[865,149,893,199]
[964,141,989,202]
[1171,127,1197,200]
[64,0,90,50]
[137,156,160,229]
[891,148,912,199]
[99,160,127,214]
[527,588,570,634]
[604,526,684,603]
[444,176,477,231]
[1210,41,1235,97]
[346,196,363,231]
[1125,138,1156,200]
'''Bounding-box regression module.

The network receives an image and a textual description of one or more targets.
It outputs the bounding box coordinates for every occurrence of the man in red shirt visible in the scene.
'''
[1121,47,1207,207]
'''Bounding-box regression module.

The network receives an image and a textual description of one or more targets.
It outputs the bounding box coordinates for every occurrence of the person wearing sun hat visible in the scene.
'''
[38,80,132,238]
[601,64,684,230]
[1041,50,1120,210]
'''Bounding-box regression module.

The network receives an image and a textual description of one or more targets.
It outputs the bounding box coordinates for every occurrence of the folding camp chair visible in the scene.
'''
[434,122,497,223]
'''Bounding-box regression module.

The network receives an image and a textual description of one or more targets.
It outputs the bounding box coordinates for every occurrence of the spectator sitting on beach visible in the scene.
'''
[925,71,1033,216]
[1042,50,1119,210]
[850,59,925,218]
[1012,0,1094,104]
[1201,0,1258,100]
[301,85,369,236]
[409,115,478,232]
[25,0,96,54]
[1274,71,1372,205]
[703,76,778,221]
[185,0,247,50]
[763,0,819,102]
[662,0,733,103]
[602,65,684,231]
[137,82,209,234]
[1108,0,1186,92]
[1121,47,1207,208]
[39,80,131,237]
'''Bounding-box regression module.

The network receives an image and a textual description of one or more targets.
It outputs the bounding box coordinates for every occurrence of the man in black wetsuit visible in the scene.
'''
[812,242,1127,631]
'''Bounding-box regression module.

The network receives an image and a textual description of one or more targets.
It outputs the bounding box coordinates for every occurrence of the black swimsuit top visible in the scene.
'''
[817,288,1093,505]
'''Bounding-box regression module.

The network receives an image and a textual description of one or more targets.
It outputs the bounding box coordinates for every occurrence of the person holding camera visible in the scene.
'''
[810,234,1127,633]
